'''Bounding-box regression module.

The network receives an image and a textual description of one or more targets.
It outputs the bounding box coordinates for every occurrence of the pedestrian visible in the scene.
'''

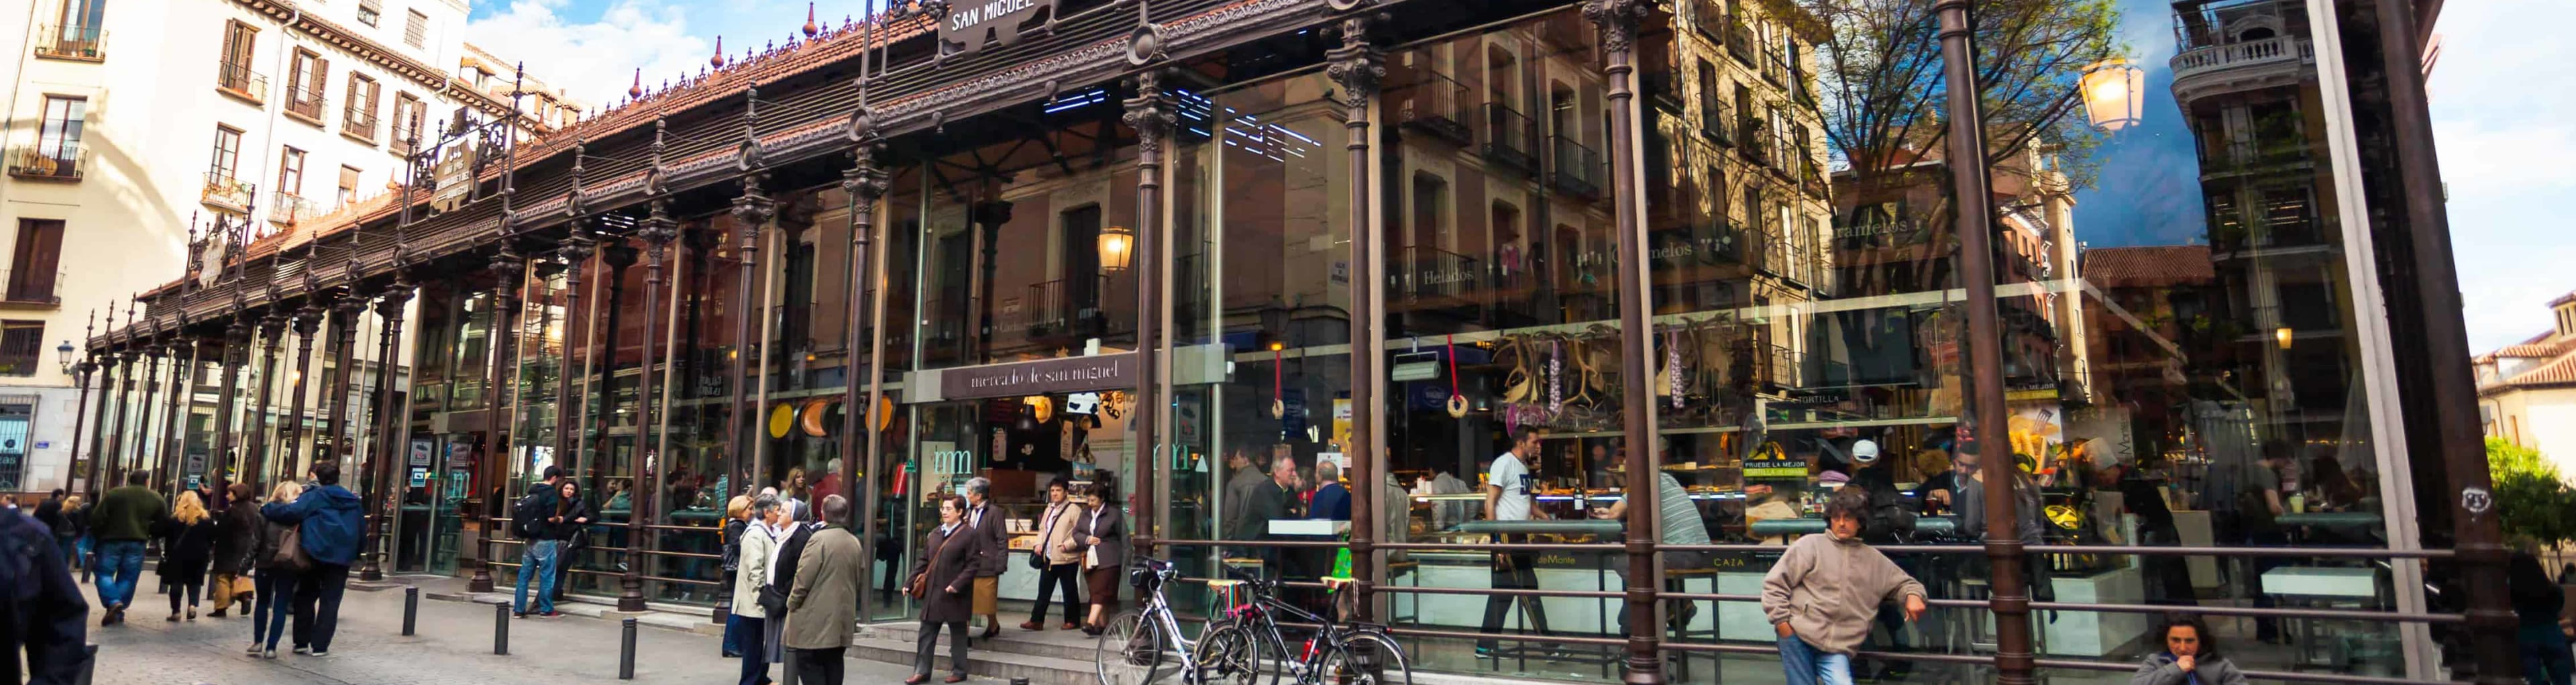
[248,480,301,659]
[1075,480,1126,635]
[962,476,1006,639]
[1477,428,1548,655]
[1760,486,1928,685]
[732,494,784,685]
[262,461,363,657]
[722,493,753,659]
[2,496,90,684]
[783,494,864,685]
[2130,616,2248,685]
[551,480,592,604]
[207,482,263,618]
[2514,553,2574,685]
[908,495,981,684]
[763,496,815,670]
[60,494,88,577]
[91,470,167,626]
[513,467,572,619]
[1022,477,1085,631]
[33,489,70,566]
[156,490,218,622]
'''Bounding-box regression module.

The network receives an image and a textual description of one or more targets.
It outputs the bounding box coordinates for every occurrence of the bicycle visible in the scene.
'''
[1193,565,1411,685]
[1097,558,1234,685]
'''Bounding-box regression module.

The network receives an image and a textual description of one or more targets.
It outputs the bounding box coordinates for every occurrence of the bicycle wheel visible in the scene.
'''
[1319,631,1411,685]
[1193,623,1271,685]
[1096,611,1166,685]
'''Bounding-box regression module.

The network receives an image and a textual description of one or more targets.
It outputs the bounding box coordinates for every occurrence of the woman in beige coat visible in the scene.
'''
[1021,477,1087,631]
[730,494,784,685]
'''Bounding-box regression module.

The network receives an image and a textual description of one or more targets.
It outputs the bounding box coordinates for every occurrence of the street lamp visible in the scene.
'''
[1098,225,1134,271]
[2079,58,2145,131]
[55,340,74,374]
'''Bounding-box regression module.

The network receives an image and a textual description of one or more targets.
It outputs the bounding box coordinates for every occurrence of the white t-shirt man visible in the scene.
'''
[1488,451,1532,522]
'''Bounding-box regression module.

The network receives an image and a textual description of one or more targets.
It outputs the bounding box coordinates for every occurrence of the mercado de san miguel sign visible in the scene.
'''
[937,352,1136,401]
[941,0,1058,56]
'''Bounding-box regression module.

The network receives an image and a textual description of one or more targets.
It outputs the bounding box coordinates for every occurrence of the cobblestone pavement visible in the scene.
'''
[88,576,930,685]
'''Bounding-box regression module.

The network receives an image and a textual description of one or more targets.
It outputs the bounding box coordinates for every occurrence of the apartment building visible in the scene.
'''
[0,0,574,493]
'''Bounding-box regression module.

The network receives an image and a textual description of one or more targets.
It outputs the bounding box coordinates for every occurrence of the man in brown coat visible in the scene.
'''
[1022,477,1086,631]
[784,495,864,685]
[963,477,1007,637]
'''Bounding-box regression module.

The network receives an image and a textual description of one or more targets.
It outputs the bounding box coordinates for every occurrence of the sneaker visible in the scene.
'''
[246,644,262,657]
[262,648,278,660]
[308,650,328,657]
[293,646,311,655]
[538,611,564,619]
[513,611,528,619]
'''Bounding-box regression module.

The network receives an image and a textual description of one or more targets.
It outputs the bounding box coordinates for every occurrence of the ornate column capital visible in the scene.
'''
[639,199,680,248]
[731,174,777,240]
[1122,70,1175,156]
[1324,16,1385,111]
[1582,0,1650,54]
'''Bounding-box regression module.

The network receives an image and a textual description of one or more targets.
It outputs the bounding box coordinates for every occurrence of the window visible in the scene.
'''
[218,20,258,94]
[404,10,427,48]
[278,147,305,197]
[6,220,64,304]
[35,97,85,172]
[284,48,328,122]
[392,92,424,154]
[1695,60,1723,137]
[48,0,107,57]
[338,166,361,205]
[357,0,381,26]
[343,72,380,139]
[0,321,43,377]
[208,125,241,181]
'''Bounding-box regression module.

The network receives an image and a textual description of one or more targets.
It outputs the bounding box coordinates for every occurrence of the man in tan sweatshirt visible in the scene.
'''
[1760,486,1927,685]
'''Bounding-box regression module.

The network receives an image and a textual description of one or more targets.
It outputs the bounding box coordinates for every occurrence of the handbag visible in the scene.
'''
[272,526,313,572]
[907,526,959,599]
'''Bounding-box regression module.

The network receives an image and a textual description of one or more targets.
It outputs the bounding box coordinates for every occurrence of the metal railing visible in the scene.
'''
[1725,17,1756,64]
[1639,71,1683,114]
[1024,274,1112,340]
[343,105,379,140]
[216,60,267,102]
[284,86,328,122]
[1,268,66,305]
[202,171,254,210]
[1481,103,1538,175]
[34,23,105,60]
[5,143,86,180]
[1393,67,1472,145]
[2171,35,2314,82]
[269,192,317,226]
[1389,245,1482,303]
[1549,134,1603,199]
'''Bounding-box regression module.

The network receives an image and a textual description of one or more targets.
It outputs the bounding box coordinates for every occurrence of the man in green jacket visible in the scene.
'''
[91,470,166,626]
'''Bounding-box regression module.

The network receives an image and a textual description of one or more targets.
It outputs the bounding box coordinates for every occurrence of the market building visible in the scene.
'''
[74,0,2510,682]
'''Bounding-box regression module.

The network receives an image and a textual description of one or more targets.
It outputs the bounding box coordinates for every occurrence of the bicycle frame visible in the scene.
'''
[1218,580,1387,685]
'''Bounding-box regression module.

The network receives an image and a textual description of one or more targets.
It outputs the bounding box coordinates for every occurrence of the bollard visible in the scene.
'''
[780,645,800,684]
[619,618,638,680]
[494,602,511,655]
[402,587,419,636]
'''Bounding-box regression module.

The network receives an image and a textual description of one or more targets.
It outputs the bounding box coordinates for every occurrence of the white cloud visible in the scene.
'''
[2430,0,2576,351]
[468,0,712,109]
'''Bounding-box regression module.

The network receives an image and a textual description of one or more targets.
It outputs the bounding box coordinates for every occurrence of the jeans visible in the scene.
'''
[292,563,351,651]
[254,570,293,649]
[1778,634,1854,685]
[2524,623,2575,685]
[95,540,145,609]
[515,539,563,615]
[915,619,969,678]
[1475,546,1548,651]
[167,580,202,615]
[1032,564,1082,625]
[788,646,845,685]
[733,615,772,685]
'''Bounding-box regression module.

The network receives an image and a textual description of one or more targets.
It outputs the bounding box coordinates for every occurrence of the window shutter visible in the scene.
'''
[314,57,330,101]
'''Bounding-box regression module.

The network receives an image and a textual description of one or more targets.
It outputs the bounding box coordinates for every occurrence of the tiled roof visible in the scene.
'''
[2081,245,2214,288]
[2481,328,2576,393]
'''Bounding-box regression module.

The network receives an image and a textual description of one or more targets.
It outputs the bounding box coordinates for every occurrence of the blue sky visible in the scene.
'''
[469,0,2561,352]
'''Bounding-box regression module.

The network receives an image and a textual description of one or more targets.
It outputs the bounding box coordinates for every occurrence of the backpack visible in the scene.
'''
[511,491,546,539]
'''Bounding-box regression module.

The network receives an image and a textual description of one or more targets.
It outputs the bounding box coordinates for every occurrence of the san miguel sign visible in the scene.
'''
[938,352,1134,400]
[940,0,1057,56]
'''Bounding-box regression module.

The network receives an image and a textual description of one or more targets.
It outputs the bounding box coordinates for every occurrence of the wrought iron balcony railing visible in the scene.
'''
[1393,68,1473,146]
[217,60,268,103]
[1,268,66,305]
[1481,103,1539,176]
[269,191,317,225]
[1389,245,1483,304]
[5,143,86,181]
[1549,135,1603,200]
[343,105,379,141]
[34,23,105,60]
[284,87,328,123]
[203,171,254,210]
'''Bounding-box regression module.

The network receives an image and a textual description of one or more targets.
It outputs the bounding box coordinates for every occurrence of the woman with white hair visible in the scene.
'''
[731,494,785,685]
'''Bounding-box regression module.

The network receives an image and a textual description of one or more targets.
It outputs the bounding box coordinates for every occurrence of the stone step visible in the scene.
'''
[863,622,1105,664]
[848,635,1099,685]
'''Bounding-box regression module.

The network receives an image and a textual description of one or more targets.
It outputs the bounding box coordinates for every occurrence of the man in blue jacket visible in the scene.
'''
[262,462,362,657]
[3,504,89,684]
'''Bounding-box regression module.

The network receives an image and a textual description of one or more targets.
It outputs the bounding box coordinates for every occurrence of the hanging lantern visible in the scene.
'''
[2078,58,2145,132]
[1098,225,1135,272]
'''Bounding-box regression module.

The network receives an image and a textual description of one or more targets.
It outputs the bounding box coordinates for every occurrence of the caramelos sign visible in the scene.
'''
[941,0,1056,56]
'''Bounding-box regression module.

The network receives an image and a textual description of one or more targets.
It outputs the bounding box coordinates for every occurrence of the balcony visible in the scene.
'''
[33,24,105,61]
[216,60,268,105]
[5,144,87,182]
[1389,245,1483,306]
[1640,72,1684,114]
[1725,19,1756,64]
[1549,136,1603,200]
[284,87,328,125]
[1,269,65,306]
[1024,275,1114,342]
[1741,119,1771,166]
[1702,106,1733,147]
[342,105,379,142]
[1393,69,1473,146]
[269,192,317,226]
[2169,36,2314,103]
[202,172,254,211]
[1482,103,1539,176]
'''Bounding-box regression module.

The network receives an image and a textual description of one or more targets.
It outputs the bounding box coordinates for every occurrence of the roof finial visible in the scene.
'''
[711,36,727,67]
[629,68,643,99]
[804,3,820,38]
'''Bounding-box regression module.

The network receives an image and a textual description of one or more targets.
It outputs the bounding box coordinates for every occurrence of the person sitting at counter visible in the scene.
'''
[1308,462,1350,522]
[1761,486,1928,685]
[2130,616,2249,685]
[1591,467,1711,633]
[1474,427,1550,657]
[1913,445,1966,516]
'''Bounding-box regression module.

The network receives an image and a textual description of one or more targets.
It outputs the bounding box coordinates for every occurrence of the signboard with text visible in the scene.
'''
[939,0,1057,56]
[938,353,1135,400]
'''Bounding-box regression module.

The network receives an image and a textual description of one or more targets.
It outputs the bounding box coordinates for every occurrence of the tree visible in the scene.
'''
[2487,437,2576,549]
[1795,0,2121,185]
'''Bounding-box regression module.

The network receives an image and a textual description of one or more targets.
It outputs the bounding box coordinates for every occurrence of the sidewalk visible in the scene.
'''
[89,573,946,684]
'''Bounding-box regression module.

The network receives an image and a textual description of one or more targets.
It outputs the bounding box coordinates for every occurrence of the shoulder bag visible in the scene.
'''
[272,525,313,571]
[906,527,958,599]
